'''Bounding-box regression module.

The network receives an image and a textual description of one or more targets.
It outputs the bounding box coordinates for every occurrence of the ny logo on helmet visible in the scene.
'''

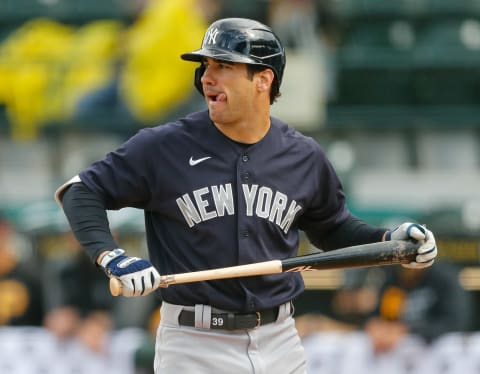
[205,27,219,45]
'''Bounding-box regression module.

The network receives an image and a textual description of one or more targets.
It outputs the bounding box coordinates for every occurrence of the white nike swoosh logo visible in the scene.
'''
[189,156,211,166]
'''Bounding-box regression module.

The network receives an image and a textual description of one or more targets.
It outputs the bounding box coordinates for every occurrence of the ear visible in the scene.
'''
[256,69,275,93]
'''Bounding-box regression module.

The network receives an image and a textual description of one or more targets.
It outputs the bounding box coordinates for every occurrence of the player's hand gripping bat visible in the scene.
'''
[109,240,420,296]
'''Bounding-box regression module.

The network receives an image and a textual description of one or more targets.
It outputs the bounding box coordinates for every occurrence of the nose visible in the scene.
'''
[200,65,215,86]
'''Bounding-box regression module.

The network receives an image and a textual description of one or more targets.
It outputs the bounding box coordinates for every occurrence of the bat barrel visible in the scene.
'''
[281,240,419,271]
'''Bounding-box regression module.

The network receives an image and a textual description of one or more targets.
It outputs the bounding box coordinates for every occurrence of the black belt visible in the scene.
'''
[178,306,280,330]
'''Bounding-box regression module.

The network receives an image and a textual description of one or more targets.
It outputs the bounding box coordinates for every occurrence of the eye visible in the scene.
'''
[218,63,231,69]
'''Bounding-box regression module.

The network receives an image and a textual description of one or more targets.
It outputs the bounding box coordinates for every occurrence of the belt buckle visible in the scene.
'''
[255,312,261,328]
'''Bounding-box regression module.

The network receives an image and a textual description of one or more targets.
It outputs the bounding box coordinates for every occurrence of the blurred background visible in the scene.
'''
[0,0,479,373]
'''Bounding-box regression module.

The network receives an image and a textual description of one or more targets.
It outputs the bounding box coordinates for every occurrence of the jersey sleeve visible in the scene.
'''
[79,128,156,210]
[297,142,351,248]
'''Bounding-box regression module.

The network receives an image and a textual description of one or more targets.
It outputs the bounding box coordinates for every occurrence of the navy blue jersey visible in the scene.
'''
[79,110,350,311]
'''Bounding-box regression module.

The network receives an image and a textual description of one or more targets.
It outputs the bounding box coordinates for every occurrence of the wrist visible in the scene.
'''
[96,251,110,266]
[98,248,126,268]
[383,231,391,241]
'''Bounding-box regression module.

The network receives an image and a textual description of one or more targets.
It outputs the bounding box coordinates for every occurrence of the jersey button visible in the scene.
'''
[242,172,250,182]
[242,230,249,238]
[242,155,249,162]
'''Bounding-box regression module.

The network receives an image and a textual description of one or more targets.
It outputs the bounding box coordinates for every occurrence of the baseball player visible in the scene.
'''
[55,18,437,373]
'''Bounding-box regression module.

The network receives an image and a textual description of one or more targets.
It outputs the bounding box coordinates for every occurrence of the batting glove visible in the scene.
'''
[385,222,437,269]
[100,249,161,297]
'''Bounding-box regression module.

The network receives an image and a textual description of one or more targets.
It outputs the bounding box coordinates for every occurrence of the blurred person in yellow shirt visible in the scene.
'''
[75,0,222,126]
[0,19,73,140]
[0,18,122,140]
[0,0,221,140]
[119,0,221,122]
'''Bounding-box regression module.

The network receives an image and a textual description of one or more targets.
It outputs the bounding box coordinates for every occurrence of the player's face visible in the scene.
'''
[200,58,261,125]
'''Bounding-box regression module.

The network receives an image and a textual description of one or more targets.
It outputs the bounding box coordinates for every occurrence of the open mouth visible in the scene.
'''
[206,91,226,103]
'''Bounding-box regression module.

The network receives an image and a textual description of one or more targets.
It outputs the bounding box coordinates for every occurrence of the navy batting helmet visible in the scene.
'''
[181,18,286,100]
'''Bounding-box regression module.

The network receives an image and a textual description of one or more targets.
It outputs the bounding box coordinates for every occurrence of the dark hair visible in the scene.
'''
[246,64,281,104]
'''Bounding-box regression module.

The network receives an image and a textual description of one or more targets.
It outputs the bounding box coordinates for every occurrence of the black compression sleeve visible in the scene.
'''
[310,215,387,251]
[61,182,118,263]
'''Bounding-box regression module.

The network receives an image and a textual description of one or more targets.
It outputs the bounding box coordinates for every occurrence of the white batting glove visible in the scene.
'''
[385,222,437,269]
[100,249,161,297]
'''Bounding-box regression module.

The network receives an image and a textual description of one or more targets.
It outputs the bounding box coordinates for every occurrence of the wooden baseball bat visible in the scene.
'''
[110,240,420,296]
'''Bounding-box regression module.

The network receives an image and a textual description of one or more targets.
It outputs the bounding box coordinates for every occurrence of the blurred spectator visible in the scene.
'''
[62,20,127,127]
[0,214,44,326]
[363,262,473,353]
[296,261,473,352]
[0,19,75,139]
[118,0,222,122]
[267,0,339,128]
[75,310,114,354]
[331,266,386,326]
[42,305,81,340]
[0,0,222,140]
[41,230,115,350]
[75,0,223,127]
[42,231,113,319]
[268,0,338,51]
[0,18,124,140]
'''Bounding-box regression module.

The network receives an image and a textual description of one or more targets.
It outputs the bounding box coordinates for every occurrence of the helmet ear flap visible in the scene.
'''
[194,65,205,96]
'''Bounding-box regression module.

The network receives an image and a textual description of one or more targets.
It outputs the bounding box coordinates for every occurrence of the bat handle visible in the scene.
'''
[110,277,123,296]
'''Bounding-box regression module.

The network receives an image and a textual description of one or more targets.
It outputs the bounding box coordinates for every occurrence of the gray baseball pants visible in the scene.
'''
[154,301,307,373]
